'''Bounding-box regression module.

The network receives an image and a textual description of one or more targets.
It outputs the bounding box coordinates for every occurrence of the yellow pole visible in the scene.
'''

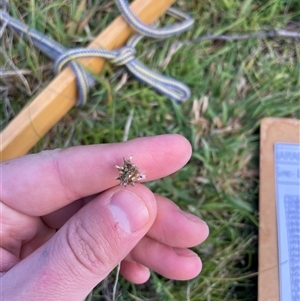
[0,0,175,161]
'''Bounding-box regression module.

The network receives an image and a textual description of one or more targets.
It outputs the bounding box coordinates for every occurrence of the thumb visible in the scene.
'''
[2,185,157,301]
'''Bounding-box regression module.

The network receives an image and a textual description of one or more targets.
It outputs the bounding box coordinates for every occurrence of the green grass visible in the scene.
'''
[1,0,300,300]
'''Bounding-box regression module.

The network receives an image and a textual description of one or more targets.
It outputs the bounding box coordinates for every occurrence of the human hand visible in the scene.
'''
[1,134,209,300]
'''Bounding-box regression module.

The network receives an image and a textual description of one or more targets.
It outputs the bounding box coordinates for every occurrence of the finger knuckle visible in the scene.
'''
[66,218,119,275]
[50,151,83,202]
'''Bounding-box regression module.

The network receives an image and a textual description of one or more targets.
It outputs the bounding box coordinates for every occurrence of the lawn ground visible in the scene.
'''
[1,0,300,300]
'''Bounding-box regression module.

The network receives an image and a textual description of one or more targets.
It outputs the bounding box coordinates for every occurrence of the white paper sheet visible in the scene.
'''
[274,143,300,301]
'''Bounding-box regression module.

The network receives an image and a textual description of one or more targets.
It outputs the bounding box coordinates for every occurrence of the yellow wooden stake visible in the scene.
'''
[0,0,175,162]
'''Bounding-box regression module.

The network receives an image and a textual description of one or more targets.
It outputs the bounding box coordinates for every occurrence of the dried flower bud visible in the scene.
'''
[115,156,145,186]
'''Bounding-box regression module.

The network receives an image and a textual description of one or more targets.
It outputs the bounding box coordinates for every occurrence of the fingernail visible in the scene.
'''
[182,211,207,225]
[109,190,149,233]
[173,247,199,258]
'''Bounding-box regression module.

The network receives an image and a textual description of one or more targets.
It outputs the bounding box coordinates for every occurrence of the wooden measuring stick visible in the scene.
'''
[0,0,175,161]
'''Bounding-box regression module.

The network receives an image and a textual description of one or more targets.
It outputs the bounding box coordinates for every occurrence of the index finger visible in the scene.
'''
[1,134,191,215]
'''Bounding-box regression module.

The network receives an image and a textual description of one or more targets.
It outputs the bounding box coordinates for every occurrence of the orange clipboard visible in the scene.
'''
[258,117,300,301]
